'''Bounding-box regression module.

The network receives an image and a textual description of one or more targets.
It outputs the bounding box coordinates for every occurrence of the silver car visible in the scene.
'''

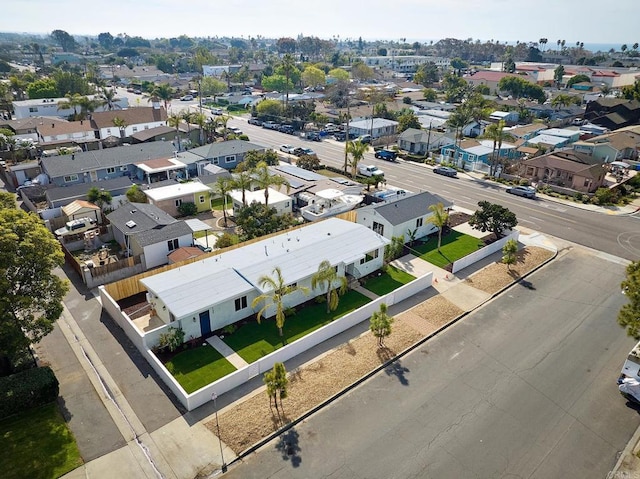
[506,185,536,198]
[433,166,458,177]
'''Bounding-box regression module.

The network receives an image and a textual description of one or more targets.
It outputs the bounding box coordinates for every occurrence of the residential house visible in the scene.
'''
[130,125,195,146]
[12,95,128,120]
[464,71,521,93]
[348,118,399,138]
[61,199,102,224]
[229,188,292,216]
[0,117,67,143]
[359,55,451,73]
[489,111,519,124]
[356,191,453,243]
[143,180,213,216]
[573,130,640,162]
[518,150,606,193]
[44,176,134,209]
[414,109,451,131]
[139,218,390,339]
[106,203,195,270]
[91,103,168,140]
[186,140,267,172]
[40,141,177,187]
[6,161,42,187]
[585,98,640,130]
[36,119,99,149]
[441,139,519,171]
[505,124,548,141]
[526,128,581,149]
[168,246,207,265]
[398,128,455,155]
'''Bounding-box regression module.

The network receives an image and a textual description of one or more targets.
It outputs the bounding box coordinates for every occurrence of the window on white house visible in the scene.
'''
[373,221,384,235]
[416,218,423,228]
[213,159,219,165]
[167,239,179,251]
[234,296,248,311]
[29,107,38,113]
[132,126,138,132]
[360,249,379,265]
[106,128,112,135]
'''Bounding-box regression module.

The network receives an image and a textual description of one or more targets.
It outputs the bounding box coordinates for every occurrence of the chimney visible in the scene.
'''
[51,123,54,128]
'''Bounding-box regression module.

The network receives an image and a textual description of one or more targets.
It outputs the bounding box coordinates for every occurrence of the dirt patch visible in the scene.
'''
[206,245,554,454]
[447,211,472,228]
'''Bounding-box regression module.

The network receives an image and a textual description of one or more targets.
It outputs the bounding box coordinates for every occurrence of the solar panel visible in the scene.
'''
[276,164,325,181]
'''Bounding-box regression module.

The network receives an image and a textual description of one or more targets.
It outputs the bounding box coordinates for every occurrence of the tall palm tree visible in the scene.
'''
[57,93,83,120]
[346,140,369,179]
[147,83,174,110]
[482,120,514,177]
[311,260,348,313]
[231,170,253,206]
[427,203,449,252]
[167,113,182,150]
[77,96,99,120]
[216,115,230,140]
[112,117,127,139]
[101,87,117,110]
[281,53,296,112]
[213,176,233,227]
[191,112,207,145]
[252,161,290,206]
[251,266,308,337]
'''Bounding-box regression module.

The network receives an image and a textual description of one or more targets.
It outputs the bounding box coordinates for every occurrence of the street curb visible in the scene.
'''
[220,245,559,474]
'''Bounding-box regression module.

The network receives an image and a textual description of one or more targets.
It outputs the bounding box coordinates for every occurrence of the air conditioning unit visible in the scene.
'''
[125,220,136,228]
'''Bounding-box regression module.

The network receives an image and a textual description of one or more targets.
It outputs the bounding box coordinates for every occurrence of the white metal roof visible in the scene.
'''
[184,218,211,232]
[140,218,389,318]
[144,181,212,201]
[229,188,290,205]
[527,134,568,145]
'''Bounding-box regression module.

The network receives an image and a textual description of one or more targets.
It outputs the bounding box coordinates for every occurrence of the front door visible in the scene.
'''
[199,310,211,336]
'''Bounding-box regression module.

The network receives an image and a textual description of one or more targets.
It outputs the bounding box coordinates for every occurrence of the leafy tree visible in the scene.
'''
[553,65,565,87]
[450,57,468,75]
[397,110,421,132]
[621,80,640,101]
[428,203,449,252]
[147,83,174,110]
[347,140,369,178]
[230,170,252,206]
[263,362,288,416]
[566,74,590,88]
[0,192,15,210]
[442,72,469,103]
[328,68,349,81]
[213,176,233,227]
[301,66,326,89]
[256,98,283,117]
[351,61,374,81]
[253,161,290,206]
[475,84,491,95]
[97,32,114,49]
[51,29,76,52]
[296,154,320,171]
[414,62,439,87]
[502,239,518,270]
[468,201,518,239]
[200,77,227,99]
[311,260,348,313]
[497,76,545,103]
[215,232,239,249]
[261,74,294,94]
[618,261,640,339]
[126,184,148,203]
[370,303,394,348]
[26,78,58,99]
[0,208,69,375]
[117,48,139,58]
[423,88,438,102]
[377,47,387,56]
[252,267,308,337]
[87,186,112,209]
[235,203,296,241]
[177,201,197,217]
[237,150,279,170]
[276,37,297,54]
[112,116,128,138]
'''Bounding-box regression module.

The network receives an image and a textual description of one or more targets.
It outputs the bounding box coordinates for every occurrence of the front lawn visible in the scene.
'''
[211,196,231,211]
[0,402,83,479]
[164,345,237,393]
[223,290,371,363]
[412,231,485,268]
[362,265,415,296]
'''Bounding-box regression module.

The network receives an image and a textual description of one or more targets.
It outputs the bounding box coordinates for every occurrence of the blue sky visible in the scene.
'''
[2,0,636,46]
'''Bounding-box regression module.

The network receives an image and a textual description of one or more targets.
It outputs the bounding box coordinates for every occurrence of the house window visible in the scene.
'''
[175,199,183,207]
[234,296,248,311]
[285,202,290,207]
[288,282,297,289]
[106,167,116,174]
[225,155,235,164]
[63,174,79,182]
[199,195,205,204]
[360,249,379,265]
[213,158,219,165]
[584,179,591,187]
[120,166,128,171]
[372,221,384,235]
[167,239,179,251]
[106,128,112,135]
[132,126,138,132]
[416,218,423,228]
[144,125,149,130]
[29,107,38,113]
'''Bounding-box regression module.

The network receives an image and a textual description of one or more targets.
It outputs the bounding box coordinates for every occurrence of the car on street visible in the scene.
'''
[228,127,243,135]
[357,134,372,144]
[262,121,280,130]
[211,107,223,115]
[358,164,384,177]
[248,118,262,126]
[433,166,458,177]
[54,217,97,237]
[280,144,296,154]
[180,95,194,101]
[375,149,398,161]
[294,147,317,158]
[305,132,322,141]
[506,185,537,198]
[333,132,357,141]
[278,124,295,134]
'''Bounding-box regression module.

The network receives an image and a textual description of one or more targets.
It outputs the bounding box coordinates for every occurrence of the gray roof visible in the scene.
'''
[367,191,452,226]
[45,176,134,203]
[40,142,177,178]
[106,202,192,247]
[188,140,266,160]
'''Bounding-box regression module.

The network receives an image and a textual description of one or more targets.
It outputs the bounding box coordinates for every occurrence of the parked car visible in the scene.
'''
[211,107,223,115]
[180,95,194,101]
[54,217,97,237]
[506,185,536,198]
[357,134,372,144]
[306,132,321,141]
[278,124,295,134]
[228,127,243,135]
[294,147,317,158]
[433,166,458,178]
[358,164,384,177]
[375,149,397,161]
[333,132,357,141]
[248,118,262,126]
[262,121,280,130]
[280,144,296,154]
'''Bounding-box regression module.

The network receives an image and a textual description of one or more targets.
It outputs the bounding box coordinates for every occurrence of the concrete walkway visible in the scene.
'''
[206,335,249,369]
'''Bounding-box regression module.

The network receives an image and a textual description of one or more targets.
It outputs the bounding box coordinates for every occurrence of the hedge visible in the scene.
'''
[0,367,59,419]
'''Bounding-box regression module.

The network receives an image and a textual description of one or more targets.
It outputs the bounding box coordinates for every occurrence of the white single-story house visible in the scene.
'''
[349,118,399,138]
[489,111,519,124]
[139,218,390,339]
[356,191,453,243]
[143,180,213,216]
[229,187,292,216]
[398,128,455,154]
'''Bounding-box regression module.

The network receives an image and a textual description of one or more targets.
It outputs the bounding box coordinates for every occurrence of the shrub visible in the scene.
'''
[223,324,237,335]
[158,327,185,352]
[0,366,59,419]
[402,96,412,104]
[177,201,198,217]
[227,104,245,112]
[217,98,229,105]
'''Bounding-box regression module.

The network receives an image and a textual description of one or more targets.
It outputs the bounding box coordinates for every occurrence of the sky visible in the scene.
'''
[2,0,637,46]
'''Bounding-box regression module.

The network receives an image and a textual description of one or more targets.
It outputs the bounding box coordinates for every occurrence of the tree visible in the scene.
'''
[553,65,565,88]
[97,32,114,49]
[237,150,279,170]
[328,68,349,81]
[213,176,233,227]
[369,303,394,348]
[0,192,15,210]
[384,236,404,263]
[200,77,227,99]
[276,37,297,54]
[0,208,69,375]
[235,203,296,241]
[622,80,640,101]
[256,99,283,118]
[414,62,439,87]
[468,201,518,239]
[351,61,374,81]
[566,74,590,89]
[279,53,297,111]
[622,44,628,54]
[296,154,320,171]
[450,57,468,75]
[100,88,117,111]
[231,170,253,206]
[551,94,576,109]
[301,66,326,89]
[428,203,449,252]
[126,184,148,203]
[397,110,421,132]
[87,186,112,209]
[498,76,545,103]
[619,262,640,339]
[423,88,438,102]
[263,362,288,416]
[442,72,469,103]
[252,267,308,337]
[147,83,174,110]
[112,116,128,139]
[346,140,369,179]
[215,232,239,249]
[311,260,348,313]
[51,29,77,52]
[52,71,91,97]
[57,93,84,120]
[253,161,290,206]
[482,120,514,177]
[502,239,518,270]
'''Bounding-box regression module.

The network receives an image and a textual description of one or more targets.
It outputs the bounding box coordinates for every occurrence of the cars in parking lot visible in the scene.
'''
[357,134,372,144]
[374,149,397,161]
[280,144,296,154]
[433,166,458,177]
[293,147,317,158]
[506,185,536,198]
[248,118,262,126]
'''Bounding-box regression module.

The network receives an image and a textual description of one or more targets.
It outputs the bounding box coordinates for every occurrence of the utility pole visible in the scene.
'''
[425,121,432,158]
[343,88,351,175]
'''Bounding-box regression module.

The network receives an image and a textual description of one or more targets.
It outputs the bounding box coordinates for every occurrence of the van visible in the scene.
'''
[54,217,97,237]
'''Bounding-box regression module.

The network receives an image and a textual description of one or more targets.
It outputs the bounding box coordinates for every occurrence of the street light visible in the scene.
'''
[211,393,227,472]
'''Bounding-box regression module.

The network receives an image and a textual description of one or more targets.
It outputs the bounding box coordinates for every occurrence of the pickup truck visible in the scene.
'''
[358,165,384,177]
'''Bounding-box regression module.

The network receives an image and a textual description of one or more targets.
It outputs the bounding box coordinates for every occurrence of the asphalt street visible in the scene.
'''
[223,247,639,479]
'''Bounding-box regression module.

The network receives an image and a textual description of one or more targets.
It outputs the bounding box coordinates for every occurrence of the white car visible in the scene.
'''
[228,127,243,135]
[280,144,296,154]
[54,217,97,237]
[180,95,194,101]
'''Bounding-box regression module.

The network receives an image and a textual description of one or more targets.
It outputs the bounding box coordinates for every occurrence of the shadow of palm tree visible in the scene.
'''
[275,428,302,467]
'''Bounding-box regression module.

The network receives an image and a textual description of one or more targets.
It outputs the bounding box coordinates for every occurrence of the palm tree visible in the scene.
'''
[216,115,230,140]
[167,113,182,150]
[191,112,207,145]
[147,83,174,110]
[57,93,83,120]
[213,176,233,227]
[622,44,628,54]
[311,260,348,313]
[600,84,612,97]
[231,170,253,206]
[482,120,513,177]
[253,161,290,206]
[427,203,449,252]
[633,43,639,53]
[346,140,369,179]
[251,266,308,337]
[112,117,127,139]
[77,96,99,120]
[101,87,117,110]
[281,53,296,112]
[551,94,573,109]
